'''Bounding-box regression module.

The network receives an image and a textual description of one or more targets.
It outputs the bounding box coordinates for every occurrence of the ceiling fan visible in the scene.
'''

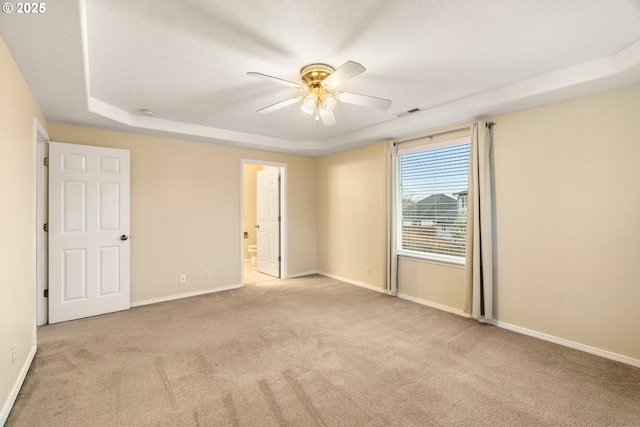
[247,61,392,126]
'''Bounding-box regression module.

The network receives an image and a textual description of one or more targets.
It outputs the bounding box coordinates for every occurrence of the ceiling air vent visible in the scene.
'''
[397,108,422,118]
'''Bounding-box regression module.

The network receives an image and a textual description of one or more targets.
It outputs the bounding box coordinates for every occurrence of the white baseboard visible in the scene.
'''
[286,270,319,279]
[397,293,471,318]
[316,271,390,294]
[393,295,640,368]
[485,319,640,369]
[1,343,36,426]
[131,283,243,308]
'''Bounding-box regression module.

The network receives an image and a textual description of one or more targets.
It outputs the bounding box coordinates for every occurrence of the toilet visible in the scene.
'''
[248,244,258,266]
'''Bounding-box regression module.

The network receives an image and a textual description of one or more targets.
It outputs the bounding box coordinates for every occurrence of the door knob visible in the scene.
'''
[120,235,129,241]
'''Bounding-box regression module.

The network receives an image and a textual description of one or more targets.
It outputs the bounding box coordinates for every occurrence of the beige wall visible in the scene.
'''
[397,259,466,310]
[0,36,48,420]
[48,124,317,303]
[316,83,640,361]
[489,84,640,359]
[316,143,387,288]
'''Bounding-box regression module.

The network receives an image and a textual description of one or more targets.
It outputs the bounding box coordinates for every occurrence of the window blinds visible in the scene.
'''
[397,137,471,262]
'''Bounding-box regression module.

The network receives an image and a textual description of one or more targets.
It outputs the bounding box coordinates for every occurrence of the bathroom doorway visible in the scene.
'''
[241,160,287,284]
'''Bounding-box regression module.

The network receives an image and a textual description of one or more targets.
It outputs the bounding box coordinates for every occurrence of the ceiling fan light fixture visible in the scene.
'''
[321,94,337,112]
[301,92,318,114]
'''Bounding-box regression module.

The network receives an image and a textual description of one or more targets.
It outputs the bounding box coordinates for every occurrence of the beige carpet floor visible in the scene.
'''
[7,275,640,426]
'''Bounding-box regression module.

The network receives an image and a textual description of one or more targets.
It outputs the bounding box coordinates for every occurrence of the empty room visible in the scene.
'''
[1,1,640,426]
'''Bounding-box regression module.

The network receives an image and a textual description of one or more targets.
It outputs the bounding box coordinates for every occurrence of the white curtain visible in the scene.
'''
[385,141,398,295]
[464,121,493,320]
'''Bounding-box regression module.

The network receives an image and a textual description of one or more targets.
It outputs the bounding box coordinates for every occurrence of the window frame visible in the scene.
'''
[396,135,471,266]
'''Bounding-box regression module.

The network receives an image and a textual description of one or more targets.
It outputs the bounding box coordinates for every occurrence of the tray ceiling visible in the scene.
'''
[1,0,639,156]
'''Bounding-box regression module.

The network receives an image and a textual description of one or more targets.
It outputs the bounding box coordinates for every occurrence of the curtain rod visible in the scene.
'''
[393,126,470,146]
[393,122,495,146]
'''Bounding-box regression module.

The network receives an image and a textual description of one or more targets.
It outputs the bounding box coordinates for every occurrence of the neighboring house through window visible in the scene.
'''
[455,190,468,214]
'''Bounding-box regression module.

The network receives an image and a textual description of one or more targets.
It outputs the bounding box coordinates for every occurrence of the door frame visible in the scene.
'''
[34,119,49,326]
[240,159,287,284]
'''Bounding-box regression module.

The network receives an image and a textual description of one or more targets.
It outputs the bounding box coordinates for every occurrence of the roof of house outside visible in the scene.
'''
[416,194,459,222]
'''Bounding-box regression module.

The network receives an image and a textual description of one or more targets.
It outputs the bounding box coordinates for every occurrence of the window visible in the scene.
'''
[397,136,471,264]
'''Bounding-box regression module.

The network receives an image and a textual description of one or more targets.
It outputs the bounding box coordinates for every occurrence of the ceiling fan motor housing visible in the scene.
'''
[300,64,335,89]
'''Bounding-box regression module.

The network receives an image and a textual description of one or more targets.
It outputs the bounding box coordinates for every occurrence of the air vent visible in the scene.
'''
[397,108,423,118]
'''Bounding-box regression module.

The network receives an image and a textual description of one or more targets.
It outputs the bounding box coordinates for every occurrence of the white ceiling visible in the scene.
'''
[1,0,640,156]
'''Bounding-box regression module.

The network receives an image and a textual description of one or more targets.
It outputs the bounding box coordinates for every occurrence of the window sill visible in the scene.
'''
[397,251,465,269]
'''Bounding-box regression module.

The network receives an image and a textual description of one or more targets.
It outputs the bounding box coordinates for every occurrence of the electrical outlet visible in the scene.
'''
[180,274,186,284]
[12,344,16,364]
[365,267,371,276]
[204,271,210,280]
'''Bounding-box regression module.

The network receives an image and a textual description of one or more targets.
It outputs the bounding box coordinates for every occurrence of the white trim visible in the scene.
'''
[1,343,36,426]
[486,319,640,369]
[316,271,390,294]
[34,119,49,327]
[130,284,243,308]
[397,293,471,318]
[397,253,465,269]
[35,119,49,143]
[287,270,319,279]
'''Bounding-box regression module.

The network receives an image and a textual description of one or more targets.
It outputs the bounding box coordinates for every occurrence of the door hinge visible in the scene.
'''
[44,289,48,298]
[278,174,281,183]
[43,157,49,167]
[278,256,281,262]
[278,216,281,222]
[43,223,48,232]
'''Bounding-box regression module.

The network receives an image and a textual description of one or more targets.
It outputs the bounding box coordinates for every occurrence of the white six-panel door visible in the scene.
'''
[257,168,280,277]
[48,142,130,323]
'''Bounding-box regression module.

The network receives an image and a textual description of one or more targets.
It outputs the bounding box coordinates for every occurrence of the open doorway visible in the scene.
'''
[241,160,287,285]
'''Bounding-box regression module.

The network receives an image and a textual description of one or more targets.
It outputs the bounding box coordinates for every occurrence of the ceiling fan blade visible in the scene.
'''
[338,91,392,110]
[257,96,302,114]
[320,110,337,127]
[322,61,366,89]
[247,72,304,89]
